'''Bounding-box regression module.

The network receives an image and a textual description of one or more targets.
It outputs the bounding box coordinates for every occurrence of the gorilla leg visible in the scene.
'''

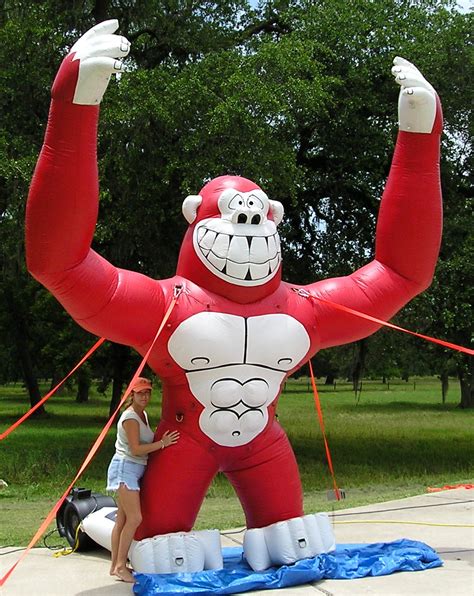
[224,423,303,529]
[135,430,219,539]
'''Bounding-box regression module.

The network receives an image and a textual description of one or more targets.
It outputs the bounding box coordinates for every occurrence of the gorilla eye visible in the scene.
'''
[247,194,264,209]
[229,194,245,210]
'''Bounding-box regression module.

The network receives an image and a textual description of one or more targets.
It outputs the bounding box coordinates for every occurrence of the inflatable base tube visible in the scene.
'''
[133,539,442,595]
[81,506,117,551]
[243,513,335,571]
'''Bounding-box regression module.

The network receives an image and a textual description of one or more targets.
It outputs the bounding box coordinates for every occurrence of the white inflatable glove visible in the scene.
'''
[392,57,437,134]
[52,20,130,105]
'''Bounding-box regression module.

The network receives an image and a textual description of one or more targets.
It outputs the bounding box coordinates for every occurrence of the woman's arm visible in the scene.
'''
[123,420,179,457]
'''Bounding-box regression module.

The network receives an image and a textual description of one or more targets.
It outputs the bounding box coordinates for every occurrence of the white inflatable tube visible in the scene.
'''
[81,506,116,551]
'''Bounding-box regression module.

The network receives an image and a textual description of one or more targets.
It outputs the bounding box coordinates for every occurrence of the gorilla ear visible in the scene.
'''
[182,195,203,224]
[269,200,284,226]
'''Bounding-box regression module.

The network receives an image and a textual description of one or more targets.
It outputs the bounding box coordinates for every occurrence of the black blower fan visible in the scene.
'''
[56,487,116,550]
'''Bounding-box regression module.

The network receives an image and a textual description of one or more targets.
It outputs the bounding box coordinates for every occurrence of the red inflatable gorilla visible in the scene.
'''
[26,21,442,571]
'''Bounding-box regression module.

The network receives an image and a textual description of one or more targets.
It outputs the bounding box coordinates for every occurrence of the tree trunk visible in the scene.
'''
[440,370,449,404]
[458,356,474,409]
[76,367,90,403]
[4,287,46,416]
[49,372,65,395]
[325,374,335,385]
[17,331,45,416]
[92,0,110,23]
[352,339,367,392]
[109,343,131,418]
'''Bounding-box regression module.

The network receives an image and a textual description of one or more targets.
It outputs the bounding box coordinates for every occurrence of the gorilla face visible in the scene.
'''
[177,176,284,302]
[192,188,282,287]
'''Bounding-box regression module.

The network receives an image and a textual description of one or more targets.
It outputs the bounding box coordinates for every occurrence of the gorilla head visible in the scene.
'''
[176,176,284,303]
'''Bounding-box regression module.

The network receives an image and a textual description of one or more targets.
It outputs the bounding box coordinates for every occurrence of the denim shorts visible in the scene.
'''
[106,454,146,492]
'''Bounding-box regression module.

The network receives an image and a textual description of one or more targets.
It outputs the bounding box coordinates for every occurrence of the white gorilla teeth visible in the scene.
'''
[228,235,250,264]
[200,229,217,251]
[197,226,209,246]
[249,237,268,264]
[195,220,282,285]
[226,260,249,280]
[250,262,270,280]
[267,235,277,259]
[269,255,280,273]
[212,233,230,259]
[207,251,226,271]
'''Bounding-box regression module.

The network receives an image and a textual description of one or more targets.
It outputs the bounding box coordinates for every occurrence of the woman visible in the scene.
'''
[106,377,179,583]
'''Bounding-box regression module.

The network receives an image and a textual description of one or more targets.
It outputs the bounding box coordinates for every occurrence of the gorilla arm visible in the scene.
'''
[25,21,165,346]
[305,58,443,350]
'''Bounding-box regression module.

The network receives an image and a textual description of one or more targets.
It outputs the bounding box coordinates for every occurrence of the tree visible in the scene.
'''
[0,0,471,408]
[278,1,473,404]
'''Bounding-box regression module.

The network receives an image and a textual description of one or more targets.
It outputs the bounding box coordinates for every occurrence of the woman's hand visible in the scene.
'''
[161,430,180,448]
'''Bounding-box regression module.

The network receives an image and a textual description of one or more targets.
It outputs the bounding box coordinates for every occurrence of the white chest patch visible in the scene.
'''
[168,313,310,446]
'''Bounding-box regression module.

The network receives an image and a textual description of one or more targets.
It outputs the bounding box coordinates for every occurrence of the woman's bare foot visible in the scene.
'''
[114,565,135,583]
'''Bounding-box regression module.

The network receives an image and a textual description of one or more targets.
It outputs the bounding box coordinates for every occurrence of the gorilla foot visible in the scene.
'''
[243,513,336,571]
[129,529,223,574]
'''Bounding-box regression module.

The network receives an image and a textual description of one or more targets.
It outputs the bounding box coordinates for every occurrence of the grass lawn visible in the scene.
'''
[0,377,473,547]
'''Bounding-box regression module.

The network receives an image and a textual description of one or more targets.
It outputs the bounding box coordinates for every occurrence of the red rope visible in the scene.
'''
[308,359,342,501]
[0,337,106,441]
[0,292,180,587]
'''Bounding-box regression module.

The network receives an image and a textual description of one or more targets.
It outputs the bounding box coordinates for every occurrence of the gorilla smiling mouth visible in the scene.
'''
[194,220,282,285]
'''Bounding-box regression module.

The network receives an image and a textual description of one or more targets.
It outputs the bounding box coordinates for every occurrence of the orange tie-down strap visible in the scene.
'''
[0,337,106,442]
[293,289,474,356]
[299,291,473,503]
[0,292,180,587]
[308,359,343,501]
[427,484,474,492]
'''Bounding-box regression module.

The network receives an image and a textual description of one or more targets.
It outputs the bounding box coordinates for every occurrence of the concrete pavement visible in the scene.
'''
[1,488,472,595]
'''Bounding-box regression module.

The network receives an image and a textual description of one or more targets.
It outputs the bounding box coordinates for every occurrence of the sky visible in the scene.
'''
[248,0,472,11]
[458,0,473,11]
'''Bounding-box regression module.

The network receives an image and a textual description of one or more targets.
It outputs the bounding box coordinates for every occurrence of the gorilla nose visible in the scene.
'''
[237,213,262,225]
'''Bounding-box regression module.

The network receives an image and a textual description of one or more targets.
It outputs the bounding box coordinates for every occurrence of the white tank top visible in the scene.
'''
[115,409,155,464]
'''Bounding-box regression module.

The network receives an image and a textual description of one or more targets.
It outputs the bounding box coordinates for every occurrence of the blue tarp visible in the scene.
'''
[133,539,442,595]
